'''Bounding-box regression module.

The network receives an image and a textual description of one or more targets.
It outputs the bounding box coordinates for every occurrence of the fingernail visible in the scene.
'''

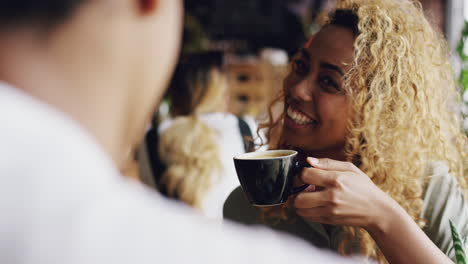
[307,157,319,165]
[305,184,316,192]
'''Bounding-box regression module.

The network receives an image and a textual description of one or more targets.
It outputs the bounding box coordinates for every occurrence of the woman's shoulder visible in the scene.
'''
[421,161,468,260]
[422,161,460,201]
[422,161,465,216]
[223,186,260,225]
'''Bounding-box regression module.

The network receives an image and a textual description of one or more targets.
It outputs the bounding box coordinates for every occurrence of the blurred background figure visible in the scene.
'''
[141,52,258,218]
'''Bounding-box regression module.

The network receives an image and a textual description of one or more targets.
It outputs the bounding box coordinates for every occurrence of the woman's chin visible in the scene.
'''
[279,139,315,153]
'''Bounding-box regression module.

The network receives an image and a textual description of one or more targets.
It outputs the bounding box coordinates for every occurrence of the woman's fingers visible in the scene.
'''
[296,206,330,217]
[307,157,358,172]
[300,167,342,188]
[294,190,331,208]
[296,207,343,225]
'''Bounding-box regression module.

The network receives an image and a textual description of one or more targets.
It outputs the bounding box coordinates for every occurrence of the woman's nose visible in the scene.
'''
[290,76,314,102]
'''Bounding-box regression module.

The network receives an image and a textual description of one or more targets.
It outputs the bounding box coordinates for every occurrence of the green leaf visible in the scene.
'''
[460,69,468,93]
[450,219,467,264]
[458,21,468,61]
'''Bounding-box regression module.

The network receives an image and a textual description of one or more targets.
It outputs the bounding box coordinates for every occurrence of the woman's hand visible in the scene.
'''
[294,158,454,264]
[294,157,397,231]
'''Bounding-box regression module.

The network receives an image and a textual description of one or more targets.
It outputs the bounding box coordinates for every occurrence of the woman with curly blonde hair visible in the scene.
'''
[224,0,468,263]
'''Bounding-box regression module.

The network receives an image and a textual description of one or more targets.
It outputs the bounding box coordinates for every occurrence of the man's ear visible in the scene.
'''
[139,0,157,14]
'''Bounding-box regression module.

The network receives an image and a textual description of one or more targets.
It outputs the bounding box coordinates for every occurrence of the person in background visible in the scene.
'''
[225,0,467,263]
[156,52,256,218]
[0,0,360,263]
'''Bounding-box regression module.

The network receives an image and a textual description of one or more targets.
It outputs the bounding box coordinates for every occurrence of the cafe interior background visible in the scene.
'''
[124,0,468,181]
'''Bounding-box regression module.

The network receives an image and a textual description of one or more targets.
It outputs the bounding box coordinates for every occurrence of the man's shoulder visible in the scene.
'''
[0,82,118,189]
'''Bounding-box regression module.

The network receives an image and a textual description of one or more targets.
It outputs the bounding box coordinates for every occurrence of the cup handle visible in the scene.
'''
[290,161,312,195]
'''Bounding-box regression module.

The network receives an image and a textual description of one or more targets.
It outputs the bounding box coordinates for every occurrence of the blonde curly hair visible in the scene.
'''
[159,116,221,208]
[260,0,468,262]
[159,53,226,209]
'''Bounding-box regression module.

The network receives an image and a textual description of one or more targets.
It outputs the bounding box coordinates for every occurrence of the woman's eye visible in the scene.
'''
[292,58,309,76]
[319,76,341,93]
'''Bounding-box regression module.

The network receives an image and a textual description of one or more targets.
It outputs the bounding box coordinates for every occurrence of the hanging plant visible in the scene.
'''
[449,220,467,264]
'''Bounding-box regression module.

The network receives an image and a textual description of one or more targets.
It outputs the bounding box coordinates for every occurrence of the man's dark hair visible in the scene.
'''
[0,0,86,28]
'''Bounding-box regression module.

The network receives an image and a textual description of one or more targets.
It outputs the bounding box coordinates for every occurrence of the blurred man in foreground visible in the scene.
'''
[0,1,358,263]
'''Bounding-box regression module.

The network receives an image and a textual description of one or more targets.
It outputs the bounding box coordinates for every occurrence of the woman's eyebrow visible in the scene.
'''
[320,62,344,76]
[300,48,344,76]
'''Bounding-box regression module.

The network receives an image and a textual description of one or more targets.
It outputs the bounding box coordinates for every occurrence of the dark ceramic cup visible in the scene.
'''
[233,150,310,206]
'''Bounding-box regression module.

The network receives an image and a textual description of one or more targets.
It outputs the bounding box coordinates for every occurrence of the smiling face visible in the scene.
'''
[282,25,355,159]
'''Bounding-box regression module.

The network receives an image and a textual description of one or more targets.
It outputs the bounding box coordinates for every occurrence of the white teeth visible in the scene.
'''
[287,107,315,125]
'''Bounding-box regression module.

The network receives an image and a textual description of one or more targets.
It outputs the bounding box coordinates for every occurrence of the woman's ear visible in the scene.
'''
[139,0,157,14]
